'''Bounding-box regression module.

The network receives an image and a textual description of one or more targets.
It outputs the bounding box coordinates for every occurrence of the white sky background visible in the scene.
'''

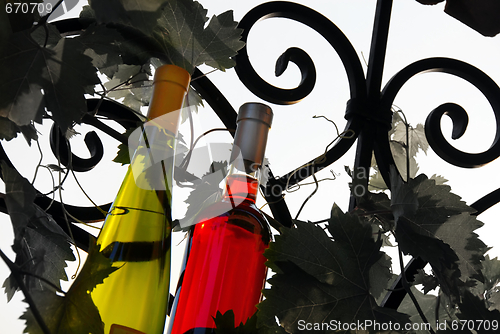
[2,0,500,332]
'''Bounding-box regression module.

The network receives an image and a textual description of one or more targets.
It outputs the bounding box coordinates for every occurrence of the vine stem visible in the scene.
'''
[395,108,410,181]
[0,249,52,334]
[397,244,436,334]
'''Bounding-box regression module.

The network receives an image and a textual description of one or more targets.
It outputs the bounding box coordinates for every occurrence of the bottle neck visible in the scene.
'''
[222,163,261,204]
[221,102,272,206]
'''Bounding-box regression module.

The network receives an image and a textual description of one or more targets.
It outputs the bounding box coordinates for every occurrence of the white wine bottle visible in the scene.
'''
[74,65,190,334]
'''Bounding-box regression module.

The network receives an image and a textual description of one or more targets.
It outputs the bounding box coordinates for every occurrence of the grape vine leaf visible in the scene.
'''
[1,161,75,301]
[481,256,500,311]
[354,190,395,233]
[72,24,127,78]
[85,0,245,74]
[112,124,145,165]
[88,0,169,37]
[3,0,40,33]
[103,64,152,111]
[213,310,286,334]
[392,173,488,301]
[369,112,428,189]
[390,167,418,226]
[455,290,500,334]
[0,30,100,132]
[176,161,228,231]
[392,122,429,157]
[368,165,388,191]
[259,207,410,332]
[0,117,20,141]
[30,22,62,49]
[369,252,393,300]
[413,269,439,294]
[113,143,131,165]
[398,288,458,334]
[391,140,420,181]
[0,2,12,52]
[22,240,120,334]
[180,87,204,124]
[154,0,245,73]
[0,117,37,143]
[469,255,500,311]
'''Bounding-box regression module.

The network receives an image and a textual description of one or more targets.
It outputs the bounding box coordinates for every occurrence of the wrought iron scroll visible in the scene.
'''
[233,1,372,224]
[381,57,500,170]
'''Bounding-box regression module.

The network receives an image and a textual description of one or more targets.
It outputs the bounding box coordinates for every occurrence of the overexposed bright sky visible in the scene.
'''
[2,0,500,333]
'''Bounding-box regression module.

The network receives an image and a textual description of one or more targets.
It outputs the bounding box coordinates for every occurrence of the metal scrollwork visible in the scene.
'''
[234,1,366,105]
[0,97,143,250]
[234,0,371,189]
[50,125,104,173]
[380,57,500,169]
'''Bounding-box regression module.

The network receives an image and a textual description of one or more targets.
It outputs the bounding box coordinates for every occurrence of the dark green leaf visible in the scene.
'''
[430,174,448,185]
[213,310,286,334]
[398,288,458,334]
[3,0,41,33]
[390,166,418,226]
[413,269,439,294]
[81,0,244,73]
[265,213,365,285]
[0,31,45,126]
[103,64,152,110]
[214,310,239,333]
[22,241,119,334]
[30,23,62,48]
[260,210,409,331]
[259,266,410,333]
[355,190,395,234]
[154,0,244,73]
[1,162,75,301]
[480,255,500,292]
[72,24,126,78]
[196,10,246,71]
[470,255,500,310]
[368,252,393,300]
[113,143,131,165]
[180,87,203,124]
[0,117,21,141]
[394,174,488,301]
[81,2,167,66]
[1,160,38,234]
[0,3,12,53]
[89,0,169,37]
[177,161,228,231]
[456,290,500,334]
[0,31,100,132]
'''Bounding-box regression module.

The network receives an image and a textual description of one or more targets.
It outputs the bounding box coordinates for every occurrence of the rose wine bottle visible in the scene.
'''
[73,65,190,334]
[168,103,273,334]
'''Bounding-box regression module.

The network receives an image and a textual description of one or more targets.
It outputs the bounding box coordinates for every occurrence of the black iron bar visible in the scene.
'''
[349,0,393,211]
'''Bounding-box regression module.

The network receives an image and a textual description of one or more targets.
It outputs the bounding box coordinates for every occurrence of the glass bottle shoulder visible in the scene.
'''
[194,199,271,246]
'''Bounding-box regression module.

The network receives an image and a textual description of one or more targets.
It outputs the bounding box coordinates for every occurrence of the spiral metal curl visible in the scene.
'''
[380,57,500,170]
[234,1,369,189]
